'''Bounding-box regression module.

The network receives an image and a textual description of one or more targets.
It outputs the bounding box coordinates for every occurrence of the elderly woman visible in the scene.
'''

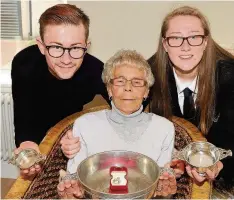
[58,50,176,198]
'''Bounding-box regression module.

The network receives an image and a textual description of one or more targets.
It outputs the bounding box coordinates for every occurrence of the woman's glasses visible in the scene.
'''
[165,35,206,47]
[110,77,147,87]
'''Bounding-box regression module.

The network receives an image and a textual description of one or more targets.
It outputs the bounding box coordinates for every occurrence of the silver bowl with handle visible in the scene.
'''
[8,148,46,169]
[173,141,232,176]
[61,150,174,199]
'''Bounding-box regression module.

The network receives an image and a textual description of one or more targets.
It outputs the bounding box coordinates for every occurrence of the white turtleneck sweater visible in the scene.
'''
[67,103,175,173]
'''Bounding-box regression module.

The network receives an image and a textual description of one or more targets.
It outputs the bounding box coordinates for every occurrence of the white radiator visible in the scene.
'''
[1,88,15,161]
[1,78,19,178]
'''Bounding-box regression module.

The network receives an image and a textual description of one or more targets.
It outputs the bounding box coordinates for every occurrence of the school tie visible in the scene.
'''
[183,87,195,120]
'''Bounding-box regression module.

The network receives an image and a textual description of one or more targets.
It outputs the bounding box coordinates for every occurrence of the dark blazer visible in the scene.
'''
[148,55,234,184]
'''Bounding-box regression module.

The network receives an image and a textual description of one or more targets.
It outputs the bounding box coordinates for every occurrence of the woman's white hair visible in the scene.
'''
[102,49,155,87]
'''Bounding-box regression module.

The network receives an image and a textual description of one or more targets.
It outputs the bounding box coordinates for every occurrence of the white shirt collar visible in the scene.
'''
[173,68,198,95]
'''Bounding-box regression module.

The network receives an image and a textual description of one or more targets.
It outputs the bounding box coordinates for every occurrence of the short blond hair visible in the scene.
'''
[102,49,155,87]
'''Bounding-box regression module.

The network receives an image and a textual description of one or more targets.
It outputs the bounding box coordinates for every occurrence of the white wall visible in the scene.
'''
[63,1,234,61]
[31,0,67,37]
[2,1,234,67]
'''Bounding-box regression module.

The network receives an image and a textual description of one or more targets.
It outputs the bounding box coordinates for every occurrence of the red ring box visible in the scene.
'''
[109,166,128,194]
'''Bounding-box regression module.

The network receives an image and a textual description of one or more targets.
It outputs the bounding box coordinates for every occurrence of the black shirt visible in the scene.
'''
[12,45,109,147]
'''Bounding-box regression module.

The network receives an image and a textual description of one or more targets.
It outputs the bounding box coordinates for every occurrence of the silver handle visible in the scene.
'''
[35,154,46,164]
[8,153,17,166]
[217,148,232,160]
[59,170,78,182]
[159,167,175,177]
[172,149,185,161]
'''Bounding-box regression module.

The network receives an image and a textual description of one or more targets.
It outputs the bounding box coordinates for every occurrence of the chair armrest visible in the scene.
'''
[172,116,206,142]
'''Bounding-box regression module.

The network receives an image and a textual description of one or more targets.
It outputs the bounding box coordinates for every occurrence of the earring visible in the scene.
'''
[143,97,147,101]
[109,96,112,101]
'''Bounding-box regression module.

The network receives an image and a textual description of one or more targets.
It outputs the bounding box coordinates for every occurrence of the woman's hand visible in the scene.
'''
[154,171,177,197]
[14,141,42,179]
[60,130,81,159]
[170,159,185,178]
[57,179,84,199]
[186,161,223,184]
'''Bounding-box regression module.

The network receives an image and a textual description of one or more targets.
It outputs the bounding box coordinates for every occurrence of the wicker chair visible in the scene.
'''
[5,105,212,199]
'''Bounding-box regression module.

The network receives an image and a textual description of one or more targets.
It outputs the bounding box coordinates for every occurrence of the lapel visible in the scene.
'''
[168,66,183,117]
